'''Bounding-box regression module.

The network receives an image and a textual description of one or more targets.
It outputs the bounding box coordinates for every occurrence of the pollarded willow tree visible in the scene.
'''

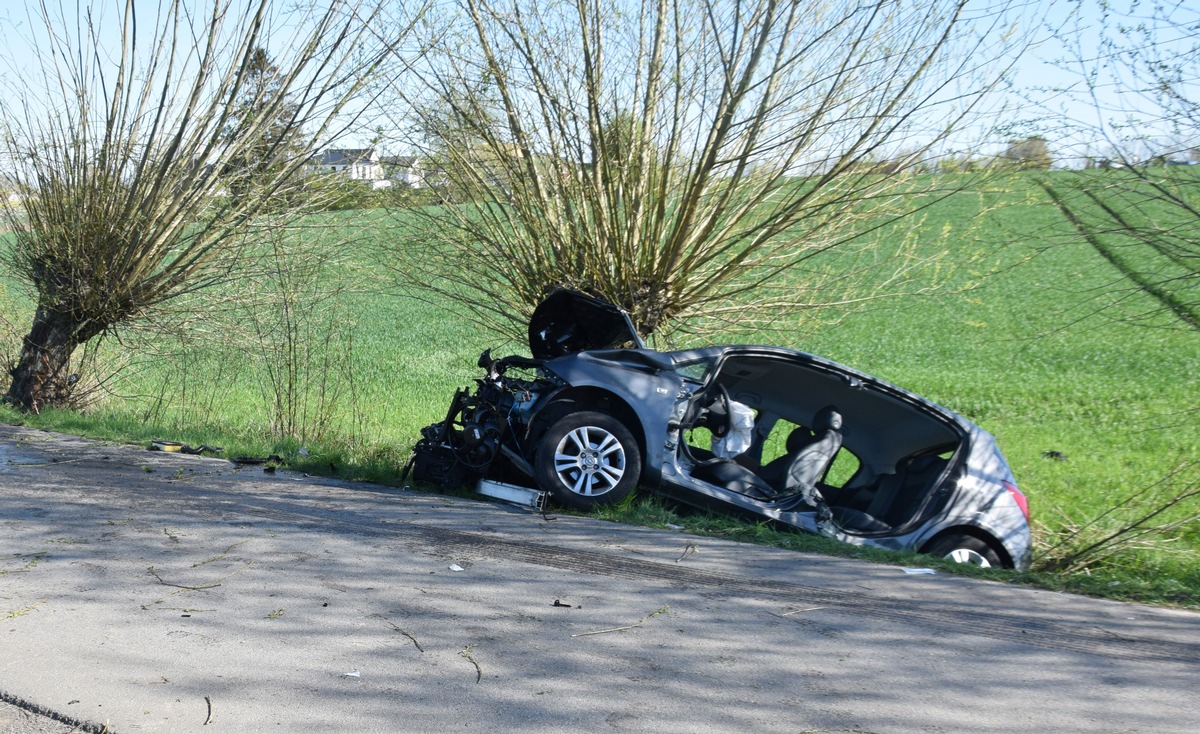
[0,0,416,412]
[386,0,1031,341]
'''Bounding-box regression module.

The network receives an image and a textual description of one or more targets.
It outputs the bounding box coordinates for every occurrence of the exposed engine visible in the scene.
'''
[405,350,552,487]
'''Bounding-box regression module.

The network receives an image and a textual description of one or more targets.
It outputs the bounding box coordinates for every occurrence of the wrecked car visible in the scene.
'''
[407,289,1031,570]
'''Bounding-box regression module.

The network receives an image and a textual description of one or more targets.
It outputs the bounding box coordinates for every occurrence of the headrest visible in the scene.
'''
[904,453,944,473]
[812,406,843,432]
[785,426,814,452]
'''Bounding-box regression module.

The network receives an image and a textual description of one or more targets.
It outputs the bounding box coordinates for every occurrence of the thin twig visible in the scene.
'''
[460,645,482,683]
[781,606,827,616]
[203,696,213,726]
[384,620,424,652]
[0,552,47,576]
[571,605,670,638]
[148,565,248,591]
[193,539,251,568]
[145,563,252,606]
[3,599,46,619]
[675,544,697,562]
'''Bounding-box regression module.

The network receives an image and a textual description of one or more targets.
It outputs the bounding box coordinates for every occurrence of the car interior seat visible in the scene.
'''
[689,406,844,506]
[830,453,949,532]
[779,406,843,497]
[756,426,815,486]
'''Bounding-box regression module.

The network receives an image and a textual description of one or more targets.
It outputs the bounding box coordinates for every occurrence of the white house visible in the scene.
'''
[310,148,385,181]
[381,155,426,188]
[310,148,428,189]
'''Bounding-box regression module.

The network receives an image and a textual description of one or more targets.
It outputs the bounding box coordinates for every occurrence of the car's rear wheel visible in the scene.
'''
[534,411,641,510]
[925,534,1004,568]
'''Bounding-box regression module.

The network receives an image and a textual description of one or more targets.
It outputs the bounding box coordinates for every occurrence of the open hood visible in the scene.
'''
[528,289,646,359]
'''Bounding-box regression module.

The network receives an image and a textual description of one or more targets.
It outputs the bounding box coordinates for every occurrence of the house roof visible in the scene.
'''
[312,148,378,166]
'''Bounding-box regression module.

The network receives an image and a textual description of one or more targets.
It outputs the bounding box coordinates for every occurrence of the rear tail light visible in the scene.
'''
[1004,481,1030,522]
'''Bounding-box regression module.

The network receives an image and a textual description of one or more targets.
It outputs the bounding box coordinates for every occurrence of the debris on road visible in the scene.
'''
[149,440,222,455]
[571,605,670,638]
[459,645,482,683]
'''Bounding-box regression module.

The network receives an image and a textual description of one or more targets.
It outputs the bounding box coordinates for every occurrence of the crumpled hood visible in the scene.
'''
[528,289,644,359]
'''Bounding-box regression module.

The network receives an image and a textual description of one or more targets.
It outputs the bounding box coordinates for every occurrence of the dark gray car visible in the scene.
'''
[408,290,1032,569]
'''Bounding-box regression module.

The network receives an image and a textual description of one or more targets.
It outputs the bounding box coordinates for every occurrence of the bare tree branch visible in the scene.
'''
[382,0,1031,342]
[0,0,422,411]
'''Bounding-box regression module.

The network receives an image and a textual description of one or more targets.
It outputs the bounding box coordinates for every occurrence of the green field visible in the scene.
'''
[3,171,1197,605]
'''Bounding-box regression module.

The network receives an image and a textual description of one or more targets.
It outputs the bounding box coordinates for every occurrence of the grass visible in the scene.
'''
[1,171,1197,606]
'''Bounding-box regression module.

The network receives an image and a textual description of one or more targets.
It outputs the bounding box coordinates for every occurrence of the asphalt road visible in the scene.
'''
[1,424,1198,733]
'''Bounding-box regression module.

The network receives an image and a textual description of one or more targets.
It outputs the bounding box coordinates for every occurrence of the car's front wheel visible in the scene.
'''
[924,534,1004,568]
[534,411,641,511]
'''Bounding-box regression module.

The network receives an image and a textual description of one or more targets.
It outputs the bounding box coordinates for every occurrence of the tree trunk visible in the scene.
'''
[4,305,95,413]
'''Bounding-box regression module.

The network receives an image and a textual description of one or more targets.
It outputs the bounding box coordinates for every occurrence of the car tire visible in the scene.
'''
[925,534,1004,568]
[534,411,641,511]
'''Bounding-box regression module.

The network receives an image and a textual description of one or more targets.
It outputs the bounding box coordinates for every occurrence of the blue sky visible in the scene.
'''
[0,1,1194,166]
[1006,0,1199,163]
